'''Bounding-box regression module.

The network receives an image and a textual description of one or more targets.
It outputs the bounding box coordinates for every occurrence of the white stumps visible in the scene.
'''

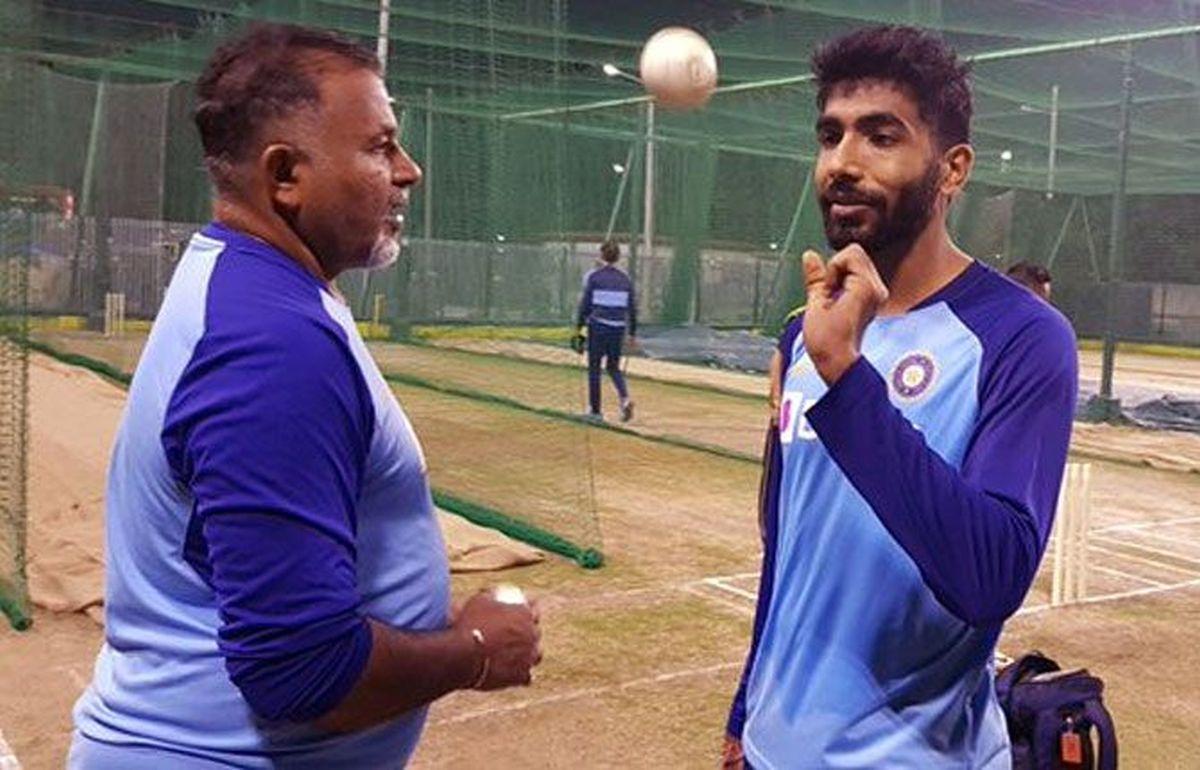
[1051,462,1092,606]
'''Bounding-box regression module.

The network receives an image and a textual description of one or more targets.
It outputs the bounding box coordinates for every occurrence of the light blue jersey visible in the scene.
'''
[742,262,1076,768]
[71,223,451,768]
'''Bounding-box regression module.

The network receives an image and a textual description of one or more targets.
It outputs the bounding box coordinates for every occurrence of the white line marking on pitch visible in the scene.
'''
[683,584,755,617]
[702,577,759,601]
[1088,543,1200,577]
[1091,534,1200,566]
[0,727,21,770]
[52,665,89,692]
[1090,564,1167,587]
[701,572,760,582]
[1092,515,1200,535]
[1125,527,1200,548]
[431,660,744,727]
[1016,577,1200,616]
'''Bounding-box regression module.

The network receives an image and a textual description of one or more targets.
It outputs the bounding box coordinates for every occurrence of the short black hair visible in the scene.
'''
[1007,261,1051,285]
[194,23,380,185]
[600,240,620,263]
[812,26,972,149]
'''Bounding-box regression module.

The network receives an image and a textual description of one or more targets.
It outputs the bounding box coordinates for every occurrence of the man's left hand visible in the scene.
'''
[800,245,888,385]
[720,735,745,769]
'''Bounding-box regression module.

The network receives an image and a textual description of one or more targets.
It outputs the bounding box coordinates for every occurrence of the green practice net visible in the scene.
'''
[0,212,32,630]
[3,0,1200,570]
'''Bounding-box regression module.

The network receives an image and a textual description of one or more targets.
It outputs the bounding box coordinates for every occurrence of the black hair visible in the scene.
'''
[194,23,380,186]
[812,25,972,149]
[600,240,620,263]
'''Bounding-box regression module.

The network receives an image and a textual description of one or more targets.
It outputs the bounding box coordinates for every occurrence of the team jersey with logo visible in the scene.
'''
[742,261,1077,769]
[71,223,450,768]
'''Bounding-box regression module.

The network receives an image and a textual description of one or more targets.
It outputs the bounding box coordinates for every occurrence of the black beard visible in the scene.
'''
[820,163,941,286]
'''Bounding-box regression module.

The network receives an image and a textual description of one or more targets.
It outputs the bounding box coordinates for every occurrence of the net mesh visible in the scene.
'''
[0,212,32,630]
[3,0,1199,567]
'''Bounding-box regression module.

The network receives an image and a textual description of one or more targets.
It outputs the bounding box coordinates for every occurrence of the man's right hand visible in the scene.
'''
[453,591,542,691]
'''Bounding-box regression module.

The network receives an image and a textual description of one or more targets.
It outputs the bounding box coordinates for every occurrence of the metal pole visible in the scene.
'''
[1047,84,1059,199]
[1046,196,1078,271]
[604,144,637,241]
[424,87,433,240]
[376,0,390,72]
[761,173,812,318]
[642,101,655,261]
[752,256,763,326]
[80,77,107,218]
[780,174,813,258]
[1098,45,1135,418]
[373,0,390,325]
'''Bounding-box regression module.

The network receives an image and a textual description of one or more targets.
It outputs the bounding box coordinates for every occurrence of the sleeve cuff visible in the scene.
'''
[806,355,888,439]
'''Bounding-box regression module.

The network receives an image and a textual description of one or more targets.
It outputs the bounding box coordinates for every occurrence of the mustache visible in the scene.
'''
[819,180,886,209]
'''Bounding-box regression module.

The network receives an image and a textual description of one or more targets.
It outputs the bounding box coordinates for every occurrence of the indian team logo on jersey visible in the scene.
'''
[891,351,938,401]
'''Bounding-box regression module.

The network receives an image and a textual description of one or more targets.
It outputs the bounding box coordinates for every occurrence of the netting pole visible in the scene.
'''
[642,101,655,263]
[1097,45,1135,421]
[604,144,636,241]
[1079,197,1103,281]
[762,172,812,322]
[79,76,107,220]
[1046,84,1059,199]
[752,256,763,327]
[423,88,433,240]
[376,0,390,71]
[1046,196,1079,271]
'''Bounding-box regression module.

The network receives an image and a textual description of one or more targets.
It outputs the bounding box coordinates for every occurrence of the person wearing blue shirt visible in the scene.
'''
[575,240,637,422]
[70,24,541,769]
[723,26,1077,769]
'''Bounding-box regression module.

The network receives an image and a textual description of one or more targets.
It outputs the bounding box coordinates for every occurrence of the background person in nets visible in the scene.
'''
[574,239,638,422]
[722,26,1077,770]
[69,23,540,769]
[1006,260,1053,302]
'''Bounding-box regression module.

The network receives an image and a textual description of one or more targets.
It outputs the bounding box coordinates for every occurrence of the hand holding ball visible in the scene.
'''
[639,27,718,110]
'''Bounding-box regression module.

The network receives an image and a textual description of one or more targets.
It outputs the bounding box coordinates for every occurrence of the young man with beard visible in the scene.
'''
[723,26,1077,769]
[70,24,540,768]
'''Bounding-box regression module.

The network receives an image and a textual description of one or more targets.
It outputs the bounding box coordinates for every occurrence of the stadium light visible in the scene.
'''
[601,63,642,84]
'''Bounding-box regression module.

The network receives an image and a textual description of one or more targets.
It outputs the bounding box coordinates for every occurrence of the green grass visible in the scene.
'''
[1077,338,1200,359]
[412,324,575,346]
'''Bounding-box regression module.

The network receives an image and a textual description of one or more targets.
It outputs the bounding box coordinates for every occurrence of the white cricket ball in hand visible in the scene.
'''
[492,583,528,606]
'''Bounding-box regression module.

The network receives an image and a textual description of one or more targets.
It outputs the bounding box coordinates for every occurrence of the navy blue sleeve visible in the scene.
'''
[163,318,376,722]
[576,271,594,328]
[806,313,1076,626]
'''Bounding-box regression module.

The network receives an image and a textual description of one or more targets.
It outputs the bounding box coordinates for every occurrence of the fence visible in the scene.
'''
[13,212,1200,347]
